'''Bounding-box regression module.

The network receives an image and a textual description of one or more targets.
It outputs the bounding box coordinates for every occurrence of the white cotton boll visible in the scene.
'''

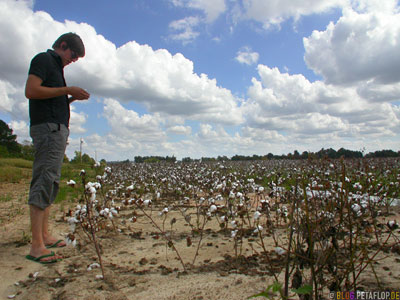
[69,224,76,232]
[258,186,264,193]
[254,225,263,233]
[95,275,103,279]
[231,230,238,238]
[90,193,96,202]
[108,212,113,219]
[236,192,243,198]
[127,184,134,191]
[76,205,81,210]
[67,180,76,186]
[210,205,217,213]
[231,220,237,229]
[220,215,226,222]
[253,211,261,220]
[111,208,118,216]
[143,199,151,206]
[229,191,235,198]
[68,217,78,225]
[88,263,100,270]
[351,204,361,215]
[156,192,160,199]
[275,247,286,256]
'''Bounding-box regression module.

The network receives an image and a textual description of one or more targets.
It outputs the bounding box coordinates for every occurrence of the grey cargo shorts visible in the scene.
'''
[28,123,69,210]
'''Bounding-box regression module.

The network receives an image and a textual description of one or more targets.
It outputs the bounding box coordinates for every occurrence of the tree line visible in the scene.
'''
[1,119,398,163]
[0,120,101,164]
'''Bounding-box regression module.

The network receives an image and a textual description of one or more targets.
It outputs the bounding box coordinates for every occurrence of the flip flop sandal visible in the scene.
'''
[46,239,66,248]
[26,251,61,264]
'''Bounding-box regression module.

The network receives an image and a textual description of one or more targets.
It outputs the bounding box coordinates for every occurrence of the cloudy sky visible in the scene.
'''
[0,0,399,161]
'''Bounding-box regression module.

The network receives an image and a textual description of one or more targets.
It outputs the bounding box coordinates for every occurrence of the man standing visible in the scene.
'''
[25,32,90,263]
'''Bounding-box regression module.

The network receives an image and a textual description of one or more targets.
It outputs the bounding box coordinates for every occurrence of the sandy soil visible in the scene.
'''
[1,181,399,300]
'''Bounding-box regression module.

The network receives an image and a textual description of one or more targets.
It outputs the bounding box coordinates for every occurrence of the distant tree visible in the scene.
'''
[301,151,309,159]
[165,155,177,163]
[70,151,95,165]
[201,157,216,162]
[217,155,229,161]
[0,145,9,157]
[337,147,363,158]
[144,157,160,163]
[0,120,21,156]
[134,156,144,163]
[366,149,399,158]
[182,157,193,163]
[266,153,274,159]
[20,140,35,161]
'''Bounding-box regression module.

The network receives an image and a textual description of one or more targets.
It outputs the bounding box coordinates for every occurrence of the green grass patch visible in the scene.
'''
[0,158,103,204]
[55,162,103,204]
[0,193,12,202]
[0,158,33,183]
[0,166,32,183]
[0,158,33,169]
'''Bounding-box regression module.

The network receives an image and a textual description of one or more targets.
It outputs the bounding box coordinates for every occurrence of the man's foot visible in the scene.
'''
[45,239,67,248]
[26,251,62,264]
[44,236,67,248]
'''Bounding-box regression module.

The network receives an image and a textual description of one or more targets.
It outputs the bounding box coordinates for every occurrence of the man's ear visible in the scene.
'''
[60,41,68,50]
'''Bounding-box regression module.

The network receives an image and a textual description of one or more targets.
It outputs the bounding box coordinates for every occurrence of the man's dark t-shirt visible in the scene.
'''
[28,49,70,127]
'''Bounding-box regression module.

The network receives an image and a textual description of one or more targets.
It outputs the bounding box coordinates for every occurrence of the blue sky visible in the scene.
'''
[0,0,399,161]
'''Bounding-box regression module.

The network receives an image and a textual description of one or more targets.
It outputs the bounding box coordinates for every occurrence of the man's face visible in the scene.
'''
[62,48,79,66]
[60,42,79,67]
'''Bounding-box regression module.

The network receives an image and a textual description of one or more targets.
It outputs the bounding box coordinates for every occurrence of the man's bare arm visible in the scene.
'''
[25,74,90,100]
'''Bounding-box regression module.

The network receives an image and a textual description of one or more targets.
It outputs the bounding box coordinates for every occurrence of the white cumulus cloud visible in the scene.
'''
[235,47,259,65]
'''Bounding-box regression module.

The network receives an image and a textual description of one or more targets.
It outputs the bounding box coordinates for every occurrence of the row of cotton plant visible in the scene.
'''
[65,166,119,280]
[64,157,399,297]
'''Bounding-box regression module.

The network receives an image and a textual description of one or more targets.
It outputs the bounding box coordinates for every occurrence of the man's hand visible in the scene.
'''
[68,86,90,100]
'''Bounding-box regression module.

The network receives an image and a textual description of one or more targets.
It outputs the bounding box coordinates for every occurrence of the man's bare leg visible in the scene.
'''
[29,205,61,261]
[42,206,66,247]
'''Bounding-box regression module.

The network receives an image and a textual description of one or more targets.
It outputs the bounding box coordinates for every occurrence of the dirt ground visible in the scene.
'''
[1,181,399,300]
